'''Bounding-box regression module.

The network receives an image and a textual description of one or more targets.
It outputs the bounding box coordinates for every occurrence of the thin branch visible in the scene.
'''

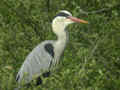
[79,4,120,15]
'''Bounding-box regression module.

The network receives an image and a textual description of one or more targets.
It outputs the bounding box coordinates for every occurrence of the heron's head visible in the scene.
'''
[52,10,88,29]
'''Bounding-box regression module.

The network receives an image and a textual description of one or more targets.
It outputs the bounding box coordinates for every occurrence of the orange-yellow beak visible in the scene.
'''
[68,16,88,24]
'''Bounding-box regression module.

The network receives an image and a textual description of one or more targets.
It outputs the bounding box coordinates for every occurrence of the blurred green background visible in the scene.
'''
[0,0,120,90]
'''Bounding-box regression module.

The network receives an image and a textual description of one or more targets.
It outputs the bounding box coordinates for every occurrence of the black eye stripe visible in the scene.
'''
[54,12,70,18]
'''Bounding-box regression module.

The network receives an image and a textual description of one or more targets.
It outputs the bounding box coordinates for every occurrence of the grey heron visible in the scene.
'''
[16,10,88,88]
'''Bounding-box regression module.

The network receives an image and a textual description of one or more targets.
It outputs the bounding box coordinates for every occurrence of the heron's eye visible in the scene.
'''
[62,17,66,19]
[60,17,66,21]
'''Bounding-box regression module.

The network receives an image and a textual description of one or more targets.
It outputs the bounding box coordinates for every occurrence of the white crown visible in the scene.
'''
[59,10,72,16]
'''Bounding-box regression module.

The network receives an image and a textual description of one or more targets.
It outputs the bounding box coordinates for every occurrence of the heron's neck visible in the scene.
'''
[57,30,68,47]
[52,24,69,59]
[53,25,68,47]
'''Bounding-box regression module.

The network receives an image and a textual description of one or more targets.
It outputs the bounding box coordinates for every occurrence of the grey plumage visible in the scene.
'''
[16,41,55,84]
[15,10,88,89]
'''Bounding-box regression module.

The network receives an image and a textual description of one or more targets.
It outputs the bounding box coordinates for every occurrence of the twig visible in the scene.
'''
[79,4,120,15]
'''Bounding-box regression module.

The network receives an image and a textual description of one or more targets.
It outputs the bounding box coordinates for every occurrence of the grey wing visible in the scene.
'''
[16,41,54,84]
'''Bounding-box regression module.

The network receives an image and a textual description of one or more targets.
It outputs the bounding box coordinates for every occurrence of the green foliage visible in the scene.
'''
[0,0,120,90]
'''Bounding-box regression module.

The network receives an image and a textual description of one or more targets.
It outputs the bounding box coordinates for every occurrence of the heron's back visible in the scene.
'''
[16,40,55,84]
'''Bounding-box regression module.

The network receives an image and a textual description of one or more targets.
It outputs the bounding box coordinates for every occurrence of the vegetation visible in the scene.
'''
[0,0,120,90]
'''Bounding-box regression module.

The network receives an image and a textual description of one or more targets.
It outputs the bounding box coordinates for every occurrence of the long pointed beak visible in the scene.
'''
[68,16,88,24]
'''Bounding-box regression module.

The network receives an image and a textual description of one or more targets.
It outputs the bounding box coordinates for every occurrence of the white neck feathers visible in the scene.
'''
[52,21,68,60]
